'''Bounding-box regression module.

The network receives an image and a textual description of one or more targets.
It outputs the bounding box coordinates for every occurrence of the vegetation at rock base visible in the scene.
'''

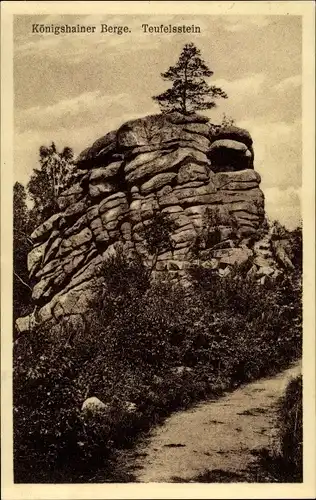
[153,42,227,114]
[13,143,76,320]
[138,211,177,275]
[13,250,302,483]
[191,206,239,257]
[12,124,303,483]
[13,182,33,320]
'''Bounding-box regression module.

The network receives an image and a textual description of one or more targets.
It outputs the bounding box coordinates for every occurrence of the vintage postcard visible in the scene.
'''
[1,1,315,499]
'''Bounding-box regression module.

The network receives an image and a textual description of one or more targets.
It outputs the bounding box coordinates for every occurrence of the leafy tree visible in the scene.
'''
[153,42,227,114]
[13,142,75,319]
[14,182,29,240]
[13,182,32,319]
[27,143,75,226]
[140,211,176,275]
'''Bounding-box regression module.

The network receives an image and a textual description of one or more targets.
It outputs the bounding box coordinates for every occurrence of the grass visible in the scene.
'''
[255,375,303,483]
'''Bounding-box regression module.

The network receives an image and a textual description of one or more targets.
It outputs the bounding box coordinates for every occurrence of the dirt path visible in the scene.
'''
[126,362,301,482]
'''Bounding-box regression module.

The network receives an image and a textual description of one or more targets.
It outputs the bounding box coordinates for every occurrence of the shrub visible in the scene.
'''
[191,207,239,259]
[96,246,150,298]
[289,225,302,272]
[250,375,303,483]
[276,375,303,478]
[13,255,302,482]
[13,320,149,482]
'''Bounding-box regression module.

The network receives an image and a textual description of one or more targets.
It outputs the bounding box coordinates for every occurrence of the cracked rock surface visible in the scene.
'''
[16,113,293,333]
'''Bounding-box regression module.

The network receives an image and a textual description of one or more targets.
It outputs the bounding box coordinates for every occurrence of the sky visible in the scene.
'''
[14,14,302,229]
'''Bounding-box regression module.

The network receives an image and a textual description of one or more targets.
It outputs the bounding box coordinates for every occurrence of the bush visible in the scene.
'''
[250,375,303,483]
[276,375,303,478]
[289,226,302,272]
[13,254,302,482]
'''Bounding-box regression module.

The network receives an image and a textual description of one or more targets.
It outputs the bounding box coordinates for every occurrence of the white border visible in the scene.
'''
[1,2,315,499]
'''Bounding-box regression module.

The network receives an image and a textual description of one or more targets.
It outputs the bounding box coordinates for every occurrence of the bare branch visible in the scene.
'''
[13,271,32,291]
[14,229,33,246]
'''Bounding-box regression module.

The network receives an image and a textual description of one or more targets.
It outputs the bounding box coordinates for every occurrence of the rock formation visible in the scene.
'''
[16,112,295,334]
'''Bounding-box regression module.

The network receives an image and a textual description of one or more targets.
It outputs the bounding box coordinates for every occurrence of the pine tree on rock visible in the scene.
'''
[153,43,228,115]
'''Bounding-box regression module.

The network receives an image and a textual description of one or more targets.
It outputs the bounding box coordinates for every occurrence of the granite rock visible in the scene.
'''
[16,114,295,332]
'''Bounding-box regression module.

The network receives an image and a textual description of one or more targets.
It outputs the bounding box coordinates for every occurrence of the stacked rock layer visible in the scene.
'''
[16,112,291,333]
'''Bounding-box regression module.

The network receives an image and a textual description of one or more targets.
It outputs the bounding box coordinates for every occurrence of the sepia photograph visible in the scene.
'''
[1,1,315,499]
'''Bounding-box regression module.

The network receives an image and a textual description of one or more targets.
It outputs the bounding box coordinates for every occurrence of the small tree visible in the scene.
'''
[153,42,227,115]
[140,212,176,276]
[191,207,239,260]
[28,143,75,226]
[220,113,235,127]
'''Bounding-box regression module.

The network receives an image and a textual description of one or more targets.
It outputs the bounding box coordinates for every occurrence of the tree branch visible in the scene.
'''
[13,271,32,291]
[14,229,33,246]
[147,250,159,280]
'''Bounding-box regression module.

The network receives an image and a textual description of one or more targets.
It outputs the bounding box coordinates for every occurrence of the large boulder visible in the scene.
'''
[210,124,253,148]
[212,247,253,267]
[16,113,290,332]
[117,112,210,150]
[31,214,62,243]
[125,148,209,183]
[76,130,117,167]
[81,397,108,413]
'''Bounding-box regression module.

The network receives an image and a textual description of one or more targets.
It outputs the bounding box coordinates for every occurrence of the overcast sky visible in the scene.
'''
[14,14,302,229]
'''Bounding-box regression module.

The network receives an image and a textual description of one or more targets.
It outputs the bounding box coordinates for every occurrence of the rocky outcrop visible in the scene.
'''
[15,112,294,334]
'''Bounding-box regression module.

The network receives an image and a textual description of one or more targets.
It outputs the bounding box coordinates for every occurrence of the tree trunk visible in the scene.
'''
[182,60,188,113]
[147,250,159,279]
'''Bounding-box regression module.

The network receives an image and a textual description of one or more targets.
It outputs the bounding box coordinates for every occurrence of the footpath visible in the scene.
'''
[126,362,301,482]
